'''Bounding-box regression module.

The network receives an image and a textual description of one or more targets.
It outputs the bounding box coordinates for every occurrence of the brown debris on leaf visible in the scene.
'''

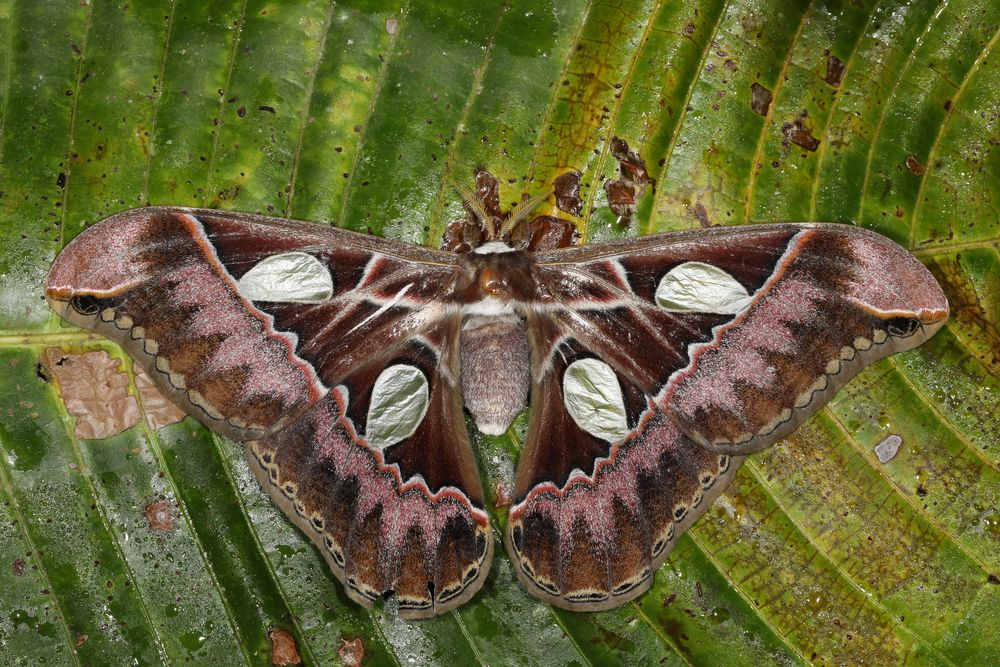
[12,558,25,576]
[905,154,925,175]
[441,219,480,254]
[552,170,583,217]
[268,629,302,666]
[750,82,772,116]
[603,137,654,228]
[135,367,185,429]
[144,499,175,533]
[526,216,578,251]
[782,118,820,152]
[692,201,712,228]
[443,167,578,252]
[605,180,634,216]
[338,637,365,667]
[824,53,845,87]
[43,348,140,440]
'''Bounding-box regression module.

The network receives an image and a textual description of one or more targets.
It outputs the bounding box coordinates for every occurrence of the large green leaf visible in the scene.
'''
[1,1,997,664]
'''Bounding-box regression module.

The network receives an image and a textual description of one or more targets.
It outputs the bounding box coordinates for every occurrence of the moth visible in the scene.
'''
[45,199,948,618]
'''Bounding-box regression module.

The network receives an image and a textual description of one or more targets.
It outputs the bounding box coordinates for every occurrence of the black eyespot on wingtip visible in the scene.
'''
[70,294,101,315]
[886,316,920,338]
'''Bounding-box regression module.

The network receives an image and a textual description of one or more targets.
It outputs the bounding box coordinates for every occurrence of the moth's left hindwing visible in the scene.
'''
[507,224,948,610]
[45,207,492,617]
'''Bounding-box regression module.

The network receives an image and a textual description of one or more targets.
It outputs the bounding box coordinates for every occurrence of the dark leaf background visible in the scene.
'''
[0,0,998,664]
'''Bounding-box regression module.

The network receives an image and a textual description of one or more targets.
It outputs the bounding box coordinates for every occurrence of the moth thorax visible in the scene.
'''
[459,315,530,436]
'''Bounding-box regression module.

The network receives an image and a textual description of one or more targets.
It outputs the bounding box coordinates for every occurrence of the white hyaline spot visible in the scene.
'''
[237,252,333,302]
[655,262,751,314]
[562,358,629,443]
[365,364,430,449]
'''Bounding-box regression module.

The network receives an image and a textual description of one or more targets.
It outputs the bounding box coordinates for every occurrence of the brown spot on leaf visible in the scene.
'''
[782,118,820,151]
[385,18,399,35]
[692,201,711,228]
[135,367,185,429]
[217,183,243,201]
[268,629,302,665]
[750,82,772,116]
[338,637,365,667]
[605,181,635,216]
[526,216,578,250]
[552,170,583,216]
[43,348,140,439]
[258,105,276,114]
[604,137,653,228]
[144,500,175,533]
[441,220,474,253]
[905,155,925,175]
[824,54,845,87]
[75,634,89,647]
[12,558,25,576]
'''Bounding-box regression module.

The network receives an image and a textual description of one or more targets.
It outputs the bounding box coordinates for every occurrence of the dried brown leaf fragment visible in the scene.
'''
[43,348,140,440]
[268,629,302,665]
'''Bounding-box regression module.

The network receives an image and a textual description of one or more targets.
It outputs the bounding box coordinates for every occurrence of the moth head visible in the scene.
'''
[450,177,552,246]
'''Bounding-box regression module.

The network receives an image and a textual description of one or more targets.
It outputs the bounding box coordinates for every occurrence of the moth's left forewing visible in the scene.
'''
[46,207,492,618]
[44,207,464,438]
[507,223,947,610]
[45,207,340,439]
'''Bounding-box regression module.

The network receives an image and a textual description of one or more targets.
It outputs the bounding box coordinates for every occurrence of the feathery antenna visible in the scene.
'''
[498,190,551,238]
[450,179,492,230]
